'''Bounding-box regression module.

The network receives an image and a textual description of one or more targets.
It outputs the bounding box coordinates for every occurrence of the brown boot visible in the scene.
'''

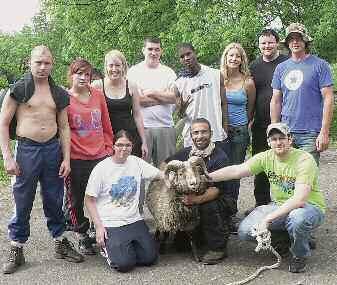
[3,245,25,274]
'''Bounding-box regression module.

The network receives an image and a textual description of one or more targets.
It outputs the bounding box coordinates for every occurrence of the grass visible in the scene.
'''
[0,157,10,185]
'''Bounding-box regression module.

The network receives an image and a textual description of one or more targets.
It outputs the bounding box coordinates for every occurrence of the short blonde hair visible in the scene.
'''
[30,45,53,62]
[104,50,128,78]
[220,43,250,86]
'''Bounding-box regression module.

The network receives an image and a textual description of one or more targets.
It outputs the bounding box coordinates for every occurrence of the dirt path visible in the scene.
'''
[0,150,336,285]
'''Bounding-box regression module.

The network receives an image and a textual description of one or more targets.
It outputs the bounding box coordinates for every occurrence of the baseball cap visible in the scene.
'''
[266,123,290,137]
[281,23,313,44]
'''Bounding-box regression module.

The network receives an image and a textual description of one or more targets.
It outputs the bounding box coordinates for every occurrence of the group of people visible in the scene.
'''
[0,21,334,276]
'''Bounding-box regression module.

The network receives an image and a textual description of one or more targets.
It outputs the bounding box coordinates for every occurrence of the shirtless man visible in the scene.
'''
[0,46,83,274]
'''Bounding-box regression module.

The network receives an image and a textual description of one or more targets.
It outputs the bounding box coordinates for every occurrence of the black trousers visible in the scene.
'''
[64,157,106,233]
[251,126,271,205]
[199,195,236,251]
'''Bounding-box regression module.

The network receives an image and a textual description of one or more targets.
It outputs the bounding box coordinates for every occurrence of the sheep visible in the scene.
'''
[146,156,209,260]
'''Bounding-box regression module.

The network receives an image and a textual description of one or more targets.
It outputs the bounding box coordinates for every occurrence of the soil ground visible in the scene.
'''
[0,149,336,285]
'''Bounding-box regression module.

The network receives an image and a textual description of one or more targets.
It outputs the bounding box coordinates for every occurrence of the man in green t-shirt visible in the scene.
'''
[210,122,325,273]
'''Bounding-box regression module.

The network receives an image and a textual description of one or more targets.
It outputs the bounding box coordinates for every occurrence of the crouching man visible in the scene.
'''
[163,118,236,265]
[210,122,325,273]
[0,46,84,274]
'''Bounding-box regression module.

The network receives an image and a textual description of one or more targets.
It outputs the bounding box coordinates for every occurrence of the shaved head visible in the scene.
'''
[30,45,54,79]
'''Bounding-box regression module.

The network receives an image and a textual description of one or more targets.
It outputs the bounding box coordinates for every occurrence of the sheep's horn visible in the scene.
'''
[165,160,184,173]
[164,160,184,180]
[188,156,210,180]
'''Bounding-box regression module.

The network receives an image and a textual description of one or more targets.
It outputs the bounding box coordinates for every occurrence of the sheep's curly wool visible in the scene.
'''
[146,156,208,233]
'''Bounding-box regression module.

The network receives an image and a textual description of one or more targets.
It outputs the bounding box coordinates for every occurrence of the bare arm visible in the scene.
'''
[57,108,71,177]
[209,161,252,182]
[244,77,256,122]
[261,183,311,228]
[183,186,219,206]
[142,88,176,105]
[0,91,20,175]
[316,86,334,152]
[220,73,228,133]
[129,81,148,159]
[85,195,107,247]
[270,89,283,123]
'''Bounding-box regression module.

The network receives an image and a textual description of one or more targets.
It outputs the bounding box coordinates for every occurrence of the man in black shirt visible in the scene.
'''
[163,118,236,265]
[249,29,288,213]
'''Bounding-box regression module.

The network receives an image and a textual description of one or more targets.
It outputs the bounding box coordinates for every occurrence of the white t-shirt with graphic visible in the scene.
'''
[128,61,177,128]
[175,64,227,147]
[86,155,160,227]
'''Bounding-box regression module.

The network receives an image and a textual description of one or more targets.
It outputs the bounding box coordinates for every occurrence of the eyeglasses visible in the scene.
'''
[268,136,288,143]
[114,143,132,149]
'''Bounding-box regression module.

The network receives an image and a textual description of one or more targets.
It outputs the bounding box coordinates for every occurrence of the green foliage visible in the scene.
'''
[329,63,337,142]
[0,75,8,89]
[1,0,337,84]
[0,157,10,185]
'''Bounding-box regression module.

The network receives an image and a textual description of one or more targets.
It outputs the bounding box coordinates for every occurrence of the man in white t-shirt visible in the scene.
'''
[128,37,177,167]
[174,43,229,153]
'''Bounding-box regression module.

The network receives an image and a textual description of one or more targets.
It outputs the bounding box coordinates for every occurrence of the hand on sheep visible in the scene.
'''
[96,225,108,248]
[182,194,200,206]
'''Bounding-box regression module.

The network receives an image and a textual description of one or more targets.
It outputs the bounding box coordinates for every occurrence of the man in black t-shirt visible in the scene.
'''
[163,118,236,265]
[249,29,288,213]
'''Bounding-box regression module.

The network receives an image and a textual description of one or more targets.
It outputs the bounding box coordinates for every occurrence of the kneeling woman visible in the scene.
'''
[85,130,160,272]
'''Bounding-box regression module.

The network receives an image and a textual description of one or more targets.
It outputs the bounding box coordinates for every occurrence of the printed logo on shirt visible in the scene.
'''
[267,171,295,195]
[284,69,303,91]
[72,109,102,137]
[191,83,212,94]
[109,176,137,206]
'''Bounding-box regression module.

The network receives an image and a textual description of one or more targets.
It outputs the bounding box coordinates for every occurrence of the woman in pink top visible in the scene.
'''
[65,58,113,255]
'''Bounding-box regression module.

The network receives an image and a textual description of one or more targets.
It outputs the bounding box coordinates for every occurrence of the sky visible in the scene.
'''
[0,0,40,33]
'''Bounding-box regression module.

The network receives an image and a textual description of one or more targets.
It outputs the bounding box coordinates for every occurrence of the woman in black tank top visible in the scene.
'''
[92,50,148,159]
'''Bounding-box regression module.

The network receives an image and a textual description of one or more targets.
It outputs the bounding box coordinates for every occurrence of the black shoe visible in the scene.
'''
[289,256,306,273]
[3,245,25,274]
[55,238,84,263]
[201,249,227,265]
[79,235,96,255]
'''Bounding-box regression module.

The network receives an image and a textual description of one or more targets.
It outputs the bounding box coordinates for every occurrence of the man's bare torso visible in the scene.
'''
[16,83,58,142]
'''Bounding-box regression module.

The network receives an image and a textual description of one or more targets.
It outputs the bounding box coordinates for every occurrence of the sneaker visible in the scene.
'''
[289,256,306,273]
[55,238,84,263]
[79,235,96,255]
[201,249,227,265]
[3,245,25,274]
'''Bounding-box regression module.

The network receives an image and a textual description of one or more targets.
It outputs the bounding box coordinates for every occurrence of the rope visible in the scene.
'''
[224,227,282,285]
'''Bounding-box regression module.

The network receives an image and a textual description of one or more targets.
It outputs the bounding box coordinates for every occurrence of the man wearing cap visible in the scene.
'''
[248,29,288,213]
[270,23,334,165]
[209,122,326,273]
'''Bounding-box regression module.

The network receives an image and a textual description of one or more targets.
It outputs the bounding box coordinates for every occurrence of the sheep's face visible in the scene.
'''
[184,164,201,192]
[164,157,208,195]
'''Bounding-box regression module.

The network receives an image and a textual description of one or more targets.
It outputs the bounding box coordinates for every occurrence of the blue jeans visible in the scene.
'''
[292,132,319,166]
[228,125,250,165]
[104,220,158,272]
[238,203,325,258]
[9,137,66,243]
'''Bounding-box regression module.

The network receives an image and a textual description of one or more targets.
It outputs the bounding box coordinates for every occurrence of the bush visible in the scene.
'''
[330,63,337,142]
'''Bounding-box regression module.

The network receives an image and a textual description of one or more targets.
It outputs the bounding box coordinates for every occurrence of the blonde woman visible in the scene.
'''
[92,50,148,159]
[220,43,255,165]
[220,43,256,207]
